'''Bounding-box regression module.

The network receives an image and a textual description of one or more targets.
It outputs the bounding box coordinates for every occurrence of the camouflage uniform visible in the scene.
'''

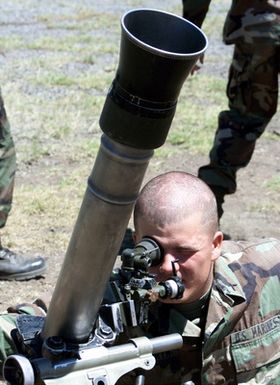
[0,239,280,383]
[0,89,46,280]
[0,313,17,366]
[182,0,280,218]
[0,303,47,372]
[0,89,16,229]
[0,298,47,372]
[118,238,280,384]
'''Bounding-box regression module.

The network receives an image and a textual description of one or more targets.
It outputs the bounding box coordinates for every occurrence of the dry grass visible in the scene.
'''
[0,0,279,315]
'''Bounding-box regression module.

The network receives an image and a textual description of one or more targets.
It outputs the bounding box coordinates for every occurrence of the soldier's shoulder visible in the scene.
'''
[221,238,280,267]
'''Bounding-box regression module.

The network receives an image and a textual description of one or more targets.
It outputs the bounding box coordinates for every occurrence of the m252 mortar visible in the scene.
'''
[3,8,207,385]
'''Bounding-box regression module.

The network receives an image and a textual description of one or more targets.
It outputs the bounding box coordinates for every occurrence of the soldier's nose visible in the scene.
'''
[160,254,179,276]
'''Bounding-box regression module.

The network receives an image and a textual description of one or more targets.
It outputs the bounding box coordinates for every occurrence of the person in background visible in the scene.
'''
[182,0,280,220]
[0,89,46,280]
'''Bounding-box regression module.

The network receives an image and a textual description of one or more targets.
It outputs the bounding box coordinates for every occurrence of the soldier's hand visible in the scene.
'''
[7,291,52,316]
[191,53,204,75]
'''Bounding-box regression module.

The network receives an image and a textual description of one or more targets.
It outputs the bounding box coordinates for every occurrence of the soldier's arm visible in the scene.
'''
[0,300,48,375]
[182,0,212,27]
[0,314,18,373]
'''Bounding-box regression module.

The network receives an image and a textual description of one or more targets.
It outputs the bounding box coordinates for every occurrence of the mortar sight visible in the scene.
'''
[121,237,163,271]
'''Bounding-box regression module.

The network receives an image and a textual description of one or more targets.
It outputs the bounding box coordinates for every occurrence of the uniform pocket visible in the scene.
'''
[230,315,280,383]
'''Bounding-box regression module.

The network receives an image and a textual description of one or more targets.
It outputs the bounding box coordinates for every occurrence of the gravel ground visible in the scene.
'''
[0,1,279,383]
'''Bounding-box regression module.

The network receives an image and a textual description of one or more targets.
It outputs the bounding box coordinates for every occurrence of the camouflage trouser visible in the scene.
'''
[0,89,16,229]
[0,313,17,369]
[198,42,280,217]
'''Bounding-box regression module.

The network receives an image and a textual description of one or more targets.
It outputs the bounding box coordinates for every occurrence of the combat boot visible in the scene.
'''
[0,246,46,281]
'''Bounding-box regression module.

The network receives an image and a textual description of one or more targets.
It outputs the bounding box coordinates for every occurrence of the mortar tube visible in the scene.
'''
[43,135,153,342]
[43,8,208,344]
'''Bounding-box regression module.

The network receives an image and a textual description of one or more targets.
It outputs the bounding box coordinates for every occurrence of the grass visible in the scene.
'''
[263,176,280,192]
[0,0,279,260]
[249,202,280,214]
[0,0,279,316]
[1,0,276,167]
[168,74,227,151]
[0,35,24,50]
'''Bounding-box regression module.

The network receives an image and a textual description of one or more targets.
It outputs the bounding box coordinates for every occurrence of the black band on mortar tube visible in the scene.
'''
[110,80,176,116]
[99,80,177,149]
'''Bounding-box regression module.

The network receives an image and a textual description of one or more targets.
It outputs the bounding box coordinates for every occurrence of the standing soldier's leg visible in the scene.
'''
[0,90,46,280]
[0,90,16,231]
[198,43,279,219]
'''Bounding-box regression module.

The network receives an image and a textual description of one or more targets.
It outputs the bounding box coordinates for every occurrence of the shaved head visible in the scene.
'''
[134,171,218,236]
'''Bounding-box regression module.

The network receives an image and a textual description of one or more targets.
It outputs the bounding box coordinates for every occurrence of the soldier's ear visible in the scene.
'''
[211,231,223,261]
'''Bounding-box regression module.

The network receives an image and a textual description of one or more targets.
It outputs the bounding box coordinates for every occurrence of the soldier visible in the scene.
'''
[1,172,280,383]
[120,172,280,384]
[0,89,46,280]
[182,0,280,220]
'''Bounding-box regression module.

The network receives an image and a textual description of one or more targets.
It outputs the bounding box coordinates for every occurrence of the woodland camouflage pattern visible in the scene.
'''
[0,304,42,371]
[182,0,280,44]
[182,0,280,213]
[0,239,280,383]
[119,238,280,384]
[0,89,16,229]
[0,314,17,367]
[198,38,279,203]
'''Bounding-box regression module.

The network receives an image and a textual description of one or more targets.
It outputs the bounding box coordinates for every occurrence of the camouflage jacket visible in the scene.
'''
[182,0,280,45]
[120,238,280,385]
[1,240,280,384]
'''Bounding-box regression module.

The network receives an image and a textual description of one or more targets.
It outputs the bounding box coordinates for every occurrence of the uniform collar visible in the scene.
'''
[203,256,247,355]
[159,255,247,341]
[213,254,246,305]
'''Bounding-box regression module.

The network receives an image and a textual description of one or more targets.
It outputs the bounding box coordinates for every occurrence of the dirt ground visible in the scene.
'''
[0,0,279,308]
[0,1,279,381]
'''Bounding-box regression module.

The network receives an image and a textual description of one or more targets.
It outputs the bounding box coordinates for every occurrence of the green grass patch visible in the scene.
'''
[0,35,24,51]
[263,131,280,141]
[263,176,280,192]
[249,202,280,214]
[167,74,226,153]
[79,138,100,158]
[19,139,51,164]
[38,10,119,31]
[27,34,94,53]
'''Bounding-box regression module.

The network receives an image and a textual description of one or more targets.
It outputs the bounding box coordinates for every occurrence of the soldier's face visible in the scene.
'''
[135,213,222,304]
